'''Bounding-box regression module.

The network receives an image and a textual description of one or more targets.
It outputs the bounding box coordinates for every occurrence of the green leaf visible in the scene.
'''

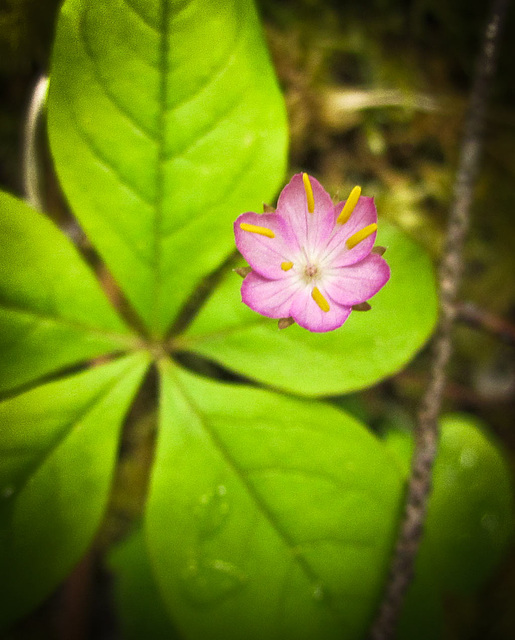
[109,527,181,640]
[0,191,138,395]
[422,413,514,594]
[382,414,514,633]
[177,221,438,396]
[145,359,403,640]
[396,550,443,640]
[0,352,150,630]
[48,0,288,337]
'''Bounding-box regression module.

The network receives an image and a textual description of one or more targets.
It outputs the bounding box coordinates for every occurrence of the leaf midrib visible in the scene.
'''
[149,0,170,337]
[0,300,140,348]
[2,362,136,503]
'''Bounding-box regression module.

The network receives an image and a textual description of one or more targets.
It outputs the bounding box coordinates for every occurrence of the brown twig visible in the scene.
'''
[368,0,511,638]
[457,301,515,346]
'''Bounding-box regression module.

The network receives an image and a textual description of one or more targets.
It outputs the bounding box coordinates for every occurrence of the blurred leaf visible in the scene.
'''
[48,0,288,337]
[0,353,150,630]
[383,413,514,636]
[144,359,403,640]
[423,413,514,594]
[179,221,438,396]
[109,527,181,640]
[396,549,444,640]
[0,191,137,396]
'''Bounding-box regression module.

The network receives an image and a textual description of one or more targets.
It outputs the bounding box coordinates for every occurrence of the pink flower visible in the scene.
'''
[234,173,390,332]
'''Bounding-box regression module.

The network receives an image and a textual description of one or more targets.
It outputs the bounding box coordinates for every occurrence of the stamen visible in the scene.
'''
[336,186,361,224]
[302,173,315,213]
[281,261,294,271]
[346,223,378,250]
[311,287,330,312]
[239,222,275,238]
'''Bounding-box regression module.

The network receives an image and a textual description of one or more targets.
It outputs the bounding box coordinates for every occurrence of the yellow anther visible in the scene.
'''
[311,287,330,312]
[302,173,315,213]
[337,186,362,224]
[239,223,275,238]
[281,261,294,271]
[346,223,378,250]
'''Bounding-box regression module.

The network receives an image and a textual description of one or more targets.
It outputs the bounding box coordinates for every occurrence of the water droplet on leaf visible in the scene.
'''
[481,512,499,535]
[312,582,326,602]
[1,486,14,499]
[180,558,247,606]
[195,485,230,540]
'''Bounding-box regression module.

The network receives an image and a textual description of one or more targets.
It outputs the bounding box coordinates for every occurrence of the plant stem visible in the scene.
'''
[368,0,511,637]
[457,301,515,346]
[23,75,49,212]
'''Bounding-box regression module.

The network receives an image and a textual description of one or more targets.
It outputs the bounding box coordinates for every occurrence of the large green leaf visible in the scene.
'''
[48,0,288,337]
[145,359,403,640]
[0,352,150,630]
[0,191,138,396]
[176,221,438,396]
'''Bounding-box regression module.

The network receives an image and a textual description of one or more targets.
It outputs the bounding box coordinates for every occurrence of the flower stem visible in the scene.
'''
[23,75,49,212]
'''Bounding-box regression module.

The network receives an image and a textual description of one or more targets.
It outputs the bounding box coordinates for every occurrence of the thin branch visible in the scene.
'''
[457,301,515,347]
[368,0,511,638]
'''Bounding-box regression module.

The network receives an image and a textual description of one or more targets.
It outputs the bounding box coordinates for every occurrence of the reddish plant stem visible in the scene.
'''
[55,550,95,640]
[368,0,511,638]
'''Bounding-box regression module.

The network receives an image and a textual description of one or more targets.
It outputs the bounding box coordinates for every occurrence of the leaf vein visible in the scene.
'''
[78,11,157,141]
[162,91,245,162]
[159,150,255,249]
[149,0,170,334]
[0,301,138,347]
[2,368,131,501]
[120,0,159,33]
[164,12,245,116]
[63,103,158,267]
[244,465,375,502]
[294,536,374,551]
[65,99,153,209]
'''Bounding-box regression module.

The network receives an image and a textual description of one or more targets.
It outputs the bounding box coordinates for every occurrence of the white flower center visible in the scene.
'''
[303,261,321,283]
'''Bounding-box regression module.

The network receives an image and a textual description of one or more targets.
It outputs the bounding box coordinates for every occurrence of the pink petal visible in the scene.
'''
[324,196,378,267]
[289,285,352,333]
[276,173,335,251]
[241,271,300,319]
[323,254,391,306]
[234,212,297,279]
